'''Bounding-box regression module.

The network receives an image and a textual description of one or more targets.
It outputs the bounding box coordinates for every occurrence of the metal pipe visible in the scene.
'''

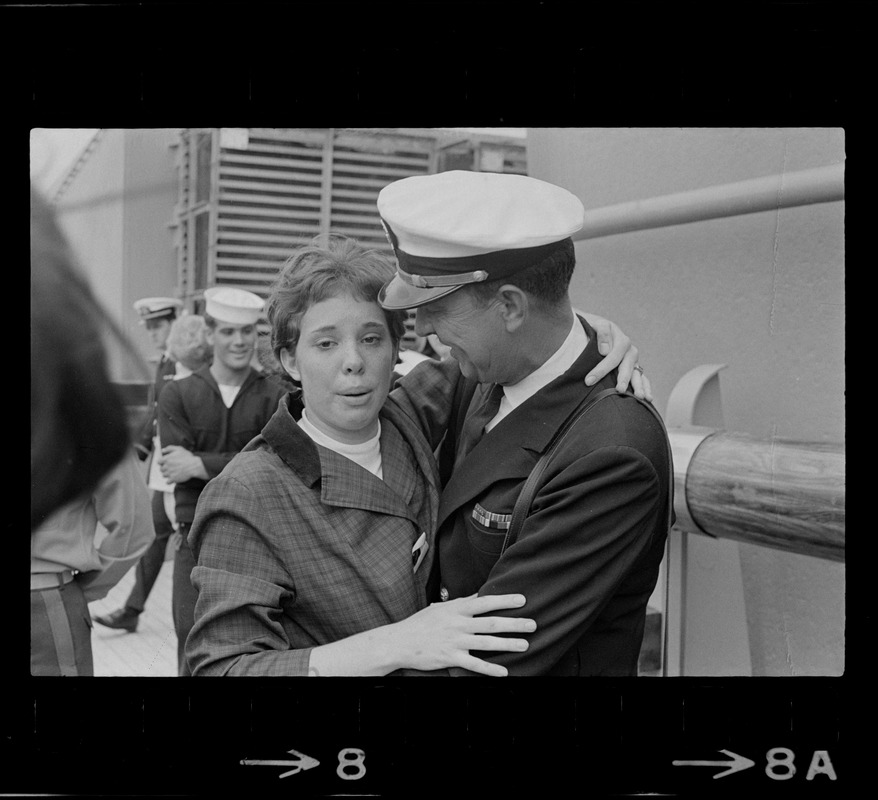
[573,162,845,241]
[668,426,716,537]
[669,428,845,563]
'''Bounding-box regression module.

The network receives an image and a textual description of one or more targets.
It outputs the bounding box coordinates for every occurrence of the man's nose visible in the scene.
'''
[413,309,433,337]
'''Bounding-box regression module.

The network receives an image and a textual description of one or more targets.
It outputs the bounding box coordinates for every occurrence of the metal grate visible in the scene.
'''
[214,129,327,295]
[174,128,526,305]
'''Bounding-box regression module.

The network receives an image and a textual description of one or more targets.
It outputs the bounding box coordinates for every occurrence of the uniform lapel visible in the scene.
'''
[437,317,606,528]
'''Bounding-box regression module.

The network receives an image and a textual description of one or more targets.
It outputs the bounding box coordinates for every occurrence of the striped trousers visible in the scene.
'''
[31,579,93,676]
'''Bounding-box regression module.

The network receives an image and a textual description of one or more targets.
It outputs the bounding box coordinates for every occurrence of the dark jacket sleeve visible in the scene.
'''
[455,445,664,676]
[197,450,238,481]
[156,380,236,482]
[388,357,463,450]
[156,381,190,451]
[133,378,157,460]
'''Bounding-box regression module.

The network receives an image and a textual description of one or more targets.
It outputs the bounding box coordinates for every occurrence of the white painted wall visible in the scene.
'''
[527,128,844,675]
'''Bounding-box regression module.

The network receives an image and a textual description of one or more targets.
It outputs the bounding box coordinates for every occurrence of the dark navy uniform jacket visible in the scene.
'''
[157,365,285,525]
[416,317,673,677]
[135,353,178,460]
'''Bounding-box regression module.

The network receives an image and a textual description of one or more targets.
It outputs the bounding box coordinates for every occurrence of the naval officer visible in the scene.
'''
[379,170,673,676]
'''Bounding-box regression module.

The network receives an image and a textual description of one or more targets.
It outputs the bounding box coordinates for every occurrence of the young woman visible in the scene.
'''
[185,236,645,677]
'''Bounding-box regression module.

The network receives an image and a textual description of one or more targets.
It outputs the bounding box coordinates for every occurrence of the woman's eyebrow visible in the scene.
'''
[309,321,386,335]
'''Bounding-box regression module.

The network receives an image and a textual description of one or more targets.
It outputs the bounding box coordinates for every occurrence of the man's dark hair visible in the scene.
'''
[468,237,576,309]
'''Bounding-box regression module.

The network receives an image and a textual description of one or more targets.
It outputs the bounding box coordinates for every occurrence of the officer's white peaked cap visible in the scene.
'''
[377,170,584,310]
[133,296,183,322]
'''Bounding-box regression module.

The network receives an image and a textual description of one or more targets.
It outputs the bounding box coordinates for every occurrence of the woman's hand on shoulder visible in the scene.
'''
[581,312,653,401]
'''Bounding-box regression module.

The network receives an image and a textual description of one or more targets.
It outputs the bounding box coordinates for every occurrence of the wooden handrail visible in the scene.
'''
[672,429,845,562]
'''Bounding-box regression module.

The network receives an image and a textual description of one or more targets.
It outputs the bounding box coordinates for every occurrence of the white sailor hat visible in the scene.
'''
[133,296,184,322]
[203,286,264,325]
[377,170,585,310]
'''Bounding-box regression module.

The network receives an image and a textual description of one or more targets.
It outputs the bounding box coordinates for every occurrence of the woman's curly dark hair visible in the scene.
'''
[266,234,406,364]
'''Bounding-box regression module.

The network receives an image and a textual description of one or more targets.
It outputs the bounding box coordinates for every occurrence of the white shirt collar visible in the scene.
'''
[486,316,588,431]
[299,408,383,478]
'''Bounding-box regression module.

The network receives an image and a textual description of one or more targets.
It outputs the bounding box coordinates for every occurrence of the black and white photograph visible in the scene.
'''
[29,125,844,682]
[13,2,861,796]
[25,123,847,792]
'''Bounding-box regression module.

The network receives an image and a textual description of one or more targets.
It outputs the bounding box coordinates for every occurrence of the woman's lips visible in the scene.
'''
[339,388,373,404]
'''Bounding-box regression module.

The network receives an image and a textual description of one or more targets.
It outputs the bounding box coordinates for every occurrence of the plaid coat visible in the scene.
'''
[186,388,449,677]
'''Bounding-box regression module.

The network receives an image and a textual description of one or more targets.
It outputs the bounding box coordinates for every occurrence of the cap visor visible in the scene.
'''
[378,276,464,310]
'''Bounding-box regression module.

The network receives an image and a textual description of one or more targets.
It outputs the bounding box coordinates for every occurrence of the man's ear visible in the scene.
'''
[279,348,301,382]
[496,285,528,332]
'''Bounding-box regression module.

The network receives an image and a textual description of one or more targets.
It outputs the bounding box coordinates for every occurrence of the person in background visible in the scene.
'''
[253,315,298,391]
[93,296,184,635]
[168,313,213,379]
[378,170,671,676]
[393,345,432,379]
[146,315,213,535]
[157,287,286,676]
[131,297,184,459]
[30,185,155,675]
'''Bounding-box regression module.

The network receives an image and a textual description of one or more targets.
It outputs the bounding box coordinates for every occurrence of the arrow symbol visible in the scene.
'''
[673,749,755,779]
[241,748,320,778]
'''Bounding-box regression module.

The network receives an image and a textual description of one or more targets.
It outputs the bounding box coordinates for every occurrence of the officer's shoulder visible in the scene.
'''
[573,390,664,437]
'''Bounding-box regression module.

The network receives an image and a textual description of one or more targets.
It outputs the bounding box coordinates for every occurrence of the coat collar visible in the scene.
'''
[437,316,611,526]
[261,393,423,524]
[261,393,321,486]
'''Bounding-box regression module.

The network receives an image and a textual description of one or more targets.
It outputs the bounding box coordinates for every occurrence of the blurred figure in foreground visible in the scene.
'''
[30,184,147,526]
[30,186,155,674]
[31,453,155,675]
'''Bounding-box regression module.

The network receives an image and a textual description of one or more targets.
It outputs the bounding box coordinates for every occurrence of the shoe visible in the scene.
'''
[93,608,140,633]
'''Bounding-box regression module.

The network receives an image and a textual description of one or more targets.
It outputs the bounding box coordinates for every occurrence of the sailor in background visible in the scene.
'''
[93,296,183,634]
[158,287,285,675]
